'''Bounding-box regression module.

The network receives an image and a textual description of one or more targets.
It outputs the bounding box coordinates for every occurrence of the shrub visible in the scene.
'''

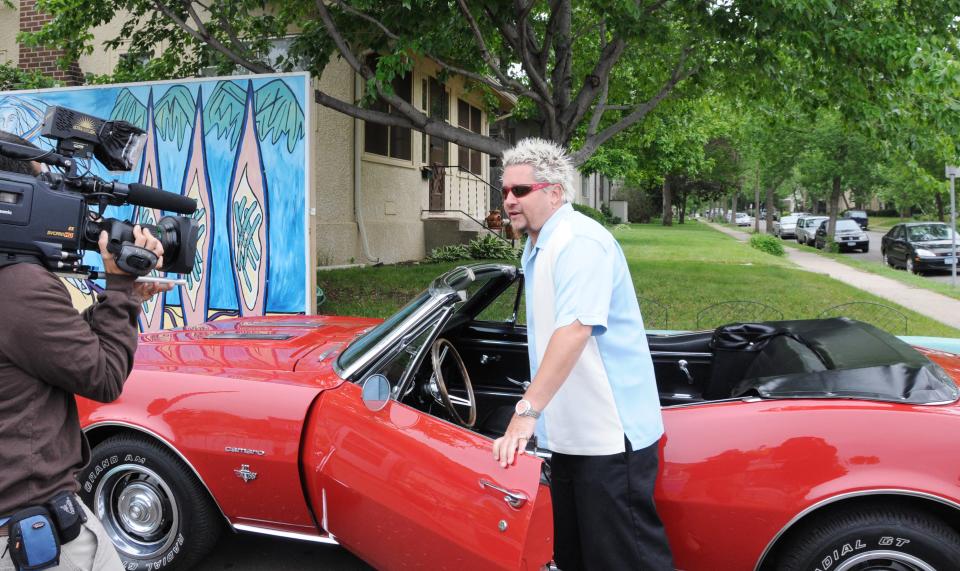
[427,244,471,263]
[749,233,786,257]
[573,203,607,225]
[467,233,518,260]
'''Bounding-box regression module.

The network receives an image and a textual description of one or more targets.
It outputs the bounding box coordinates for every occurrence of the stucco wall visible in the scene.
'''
[0,4,19,65]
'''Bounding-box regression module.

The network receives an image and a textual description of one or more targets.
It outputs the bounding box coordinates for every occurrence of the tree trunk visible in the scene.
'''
[936,192,945,222]
[731,193,739,227]
[827,175,842,237]
[754,166,761,233]
[662,176,673,226]
[765,186,775,235]
[678,188,687,224]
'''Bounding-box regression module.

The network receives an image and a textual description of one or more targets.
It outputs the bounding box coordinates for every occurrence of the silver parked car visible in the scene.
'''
[773,214,804,239]
[814,218,870,252]
[796,216,828,245]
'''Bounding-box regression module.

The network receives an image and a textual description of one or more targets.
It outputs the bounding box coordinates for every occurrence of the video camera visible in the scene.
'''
[0,106,199,278]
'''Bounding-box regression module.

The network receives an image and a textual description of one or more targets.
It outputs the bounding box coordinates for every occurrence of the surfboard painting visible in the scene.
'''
[0,73,309,330]
[178,87,213,326]
[227,82,269,317]
[135,90,166,332]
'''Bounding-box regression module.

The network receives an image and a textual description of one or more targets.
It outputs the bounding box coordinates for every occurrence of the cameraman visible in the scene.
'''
[0,131,170,570]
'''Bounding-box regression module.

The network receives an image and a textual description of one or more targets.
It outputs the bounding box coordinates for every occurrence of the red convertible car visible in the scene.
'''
[76,263,960,571]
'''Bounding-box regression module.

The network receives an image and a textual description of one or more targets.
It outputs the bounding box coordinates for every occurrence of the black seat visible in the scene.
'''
[647,331,713,354]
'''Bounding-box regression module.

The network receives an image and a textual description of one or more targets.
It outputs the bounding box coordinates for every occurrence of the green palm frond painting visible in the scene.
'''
[110,89,147,130]
[203,80,246,148]
[155,86,194,149]
[254,79,305,154]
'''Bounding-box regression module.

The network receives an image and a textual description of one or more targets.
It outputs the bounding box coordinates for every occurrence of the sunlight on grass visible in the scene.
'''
[316,220,959,337]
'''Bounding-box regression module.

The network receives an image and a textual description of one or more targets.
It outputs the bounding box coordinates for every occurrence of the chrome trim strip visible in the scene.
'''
[234,524,338,545]
[752,488,960,571]
[463,338,527,348]
[473,389,525,399]
[650,351,712,358]
[83,421,229,524]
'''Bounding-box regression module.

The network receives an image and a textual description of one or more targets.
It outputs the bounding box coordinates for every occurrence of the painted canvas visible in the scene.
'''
[0,73,311,331]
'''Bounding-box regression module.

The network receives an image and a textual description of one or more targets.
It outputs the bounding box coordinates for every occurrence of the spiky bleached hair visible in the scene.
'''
[502,137,576,203]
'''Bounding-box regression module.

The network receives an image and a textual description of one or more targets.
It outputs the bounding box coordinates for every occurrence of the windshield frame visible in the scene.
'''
[334,263,517,380]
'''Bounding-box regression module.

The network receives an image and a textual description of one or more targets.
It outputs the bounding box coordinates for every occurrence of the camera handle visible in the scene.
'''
[106,242,158,276]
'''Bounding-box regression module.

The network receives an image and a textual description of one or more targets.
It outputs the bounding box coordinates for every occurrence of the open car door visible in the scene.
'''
[303,381,553,570]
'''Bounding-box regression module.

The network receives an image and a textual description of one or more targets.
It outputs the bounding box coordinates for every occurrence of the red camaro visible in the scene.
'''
[76,264,960,570]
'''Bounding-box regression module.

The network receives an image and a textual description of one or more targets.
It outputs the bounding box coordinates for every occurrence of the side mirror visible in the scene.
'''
[361,374,391,412]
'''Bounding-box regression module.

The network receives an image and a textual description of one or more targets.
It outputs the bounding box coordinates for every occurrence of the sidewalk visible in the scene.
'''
[706,222,960,330]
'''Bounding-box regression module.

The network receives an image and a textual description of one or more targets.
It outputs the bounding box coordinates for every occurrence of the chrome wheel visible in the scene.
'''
[835,550,935,571]
[906,258,916,274]
[95,464,180,559]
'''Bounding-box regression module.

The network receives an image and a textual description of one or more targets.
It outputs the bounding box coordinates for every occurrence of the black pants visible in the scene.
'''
[550,437,674,571]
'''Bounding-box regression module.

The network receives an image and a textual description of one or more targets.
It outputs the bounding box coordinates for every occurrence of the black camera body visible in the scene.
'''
[0,106,199,277]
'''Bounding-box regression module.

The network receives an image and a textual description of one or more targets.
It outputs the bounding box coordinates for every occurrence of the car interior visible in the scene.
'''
[355,268,955,440]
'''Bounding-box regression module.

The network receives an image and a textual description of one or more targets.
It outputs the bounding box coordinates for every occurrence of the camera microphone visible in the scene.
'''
[124,182,197,215]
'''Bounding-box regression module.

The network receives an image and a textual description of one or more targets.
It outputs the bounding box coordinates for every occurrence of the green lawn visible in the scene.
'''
[316,220,960,337]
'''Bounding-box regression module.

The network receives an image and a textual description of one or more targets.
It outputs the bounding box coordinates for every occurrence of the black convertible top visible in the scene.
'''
[707,318,959,404]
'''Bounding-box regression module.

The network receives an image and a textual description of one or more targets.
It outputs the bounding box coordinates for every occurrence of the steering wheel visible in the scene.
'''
[429,338,477,428]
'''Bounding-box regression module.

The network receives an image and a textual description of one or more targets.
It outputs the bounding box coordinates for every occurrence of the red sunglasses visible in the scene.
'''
[501,182,556,200]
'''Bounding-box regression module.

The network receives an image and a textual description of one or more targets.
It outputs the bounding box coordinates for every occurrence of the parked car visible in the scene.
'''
[814,218,870,252]
[772,214,803,239]
[76,264,960,571]
[881,222,959,274]
[795,215,829,245]
[734,212,753,226]
[842,209,869,230]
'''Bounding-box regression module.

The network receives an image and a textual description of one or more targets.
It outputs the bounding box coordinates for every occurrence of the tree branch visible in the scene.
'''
[572,51,698,165]
[586,22,609,138]
[314,89,510,156]
[558,36,625,138]
[152,0,273,73]
[334,0,398,41]
[456,0,538,100]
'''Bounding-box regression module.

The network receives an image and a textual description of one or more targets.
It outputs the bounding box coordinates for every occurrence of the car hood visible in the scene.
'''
[134,315,383,372]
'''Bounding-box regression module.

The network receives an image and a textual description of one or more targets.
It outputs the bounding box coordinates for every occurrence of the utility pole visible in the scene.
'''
[945,166,958,287]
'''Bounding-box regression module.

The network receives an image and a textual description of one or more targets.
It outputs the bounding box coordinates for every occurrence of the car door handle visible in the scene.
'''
[479,480,528,509]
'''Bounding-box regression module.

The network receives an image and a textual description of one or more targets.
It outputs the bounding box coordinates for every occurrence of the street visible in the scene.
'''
[757,220,958,285]
[195,532,372,571]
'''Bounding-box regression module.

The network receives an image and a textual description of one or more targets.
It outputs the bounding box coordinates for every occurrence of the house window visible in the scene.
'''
[364,57,412,161]
[457,99,483,175]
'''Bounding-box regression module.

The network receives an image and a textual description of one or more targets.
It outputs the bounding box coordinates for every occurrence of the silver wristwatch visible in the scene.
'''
[515,399,540,419]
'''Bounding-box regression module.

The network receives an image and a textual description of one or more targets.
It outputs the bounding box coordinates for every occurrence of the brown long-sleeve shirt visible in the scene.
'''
[0,262,140,515]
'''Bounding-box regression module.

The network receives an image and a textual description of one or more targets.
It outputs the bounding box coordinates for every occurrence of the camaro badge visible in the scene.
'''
[234,464,258,483]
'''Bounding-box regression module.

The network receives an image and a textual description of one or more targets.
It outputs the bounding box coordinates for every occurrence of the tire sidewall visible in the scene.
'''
[78,440,191,570]
[791,524,959,571]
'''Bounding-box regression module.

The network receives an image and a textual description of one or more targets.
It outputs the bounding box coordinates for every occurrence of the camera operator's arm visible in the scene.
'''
[0,264,138,402]
[0,227,169,402]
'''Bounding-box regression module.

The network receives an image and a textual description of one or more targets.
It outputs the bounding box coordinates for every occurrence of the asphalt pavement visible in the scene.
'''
[195,531,373,570]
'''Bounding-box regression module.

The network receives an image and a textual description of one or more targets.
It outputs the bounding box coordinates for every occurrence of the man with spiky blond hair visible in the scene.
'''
[493,138,673,570]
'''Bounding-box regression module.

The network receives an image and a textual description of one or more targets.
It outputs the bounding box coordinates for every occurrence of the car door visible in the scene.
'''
[890,225,908,265]
[303,382,552,571]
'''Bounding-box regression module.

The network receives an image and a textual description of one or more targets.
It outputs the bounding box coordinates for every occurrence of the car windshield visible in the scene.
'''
[847,210,867,217]
[836,220,861,231]
[337,290,434,373]
[336,264,516,376]
[908,224,956,242]
[803,217,827,227]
